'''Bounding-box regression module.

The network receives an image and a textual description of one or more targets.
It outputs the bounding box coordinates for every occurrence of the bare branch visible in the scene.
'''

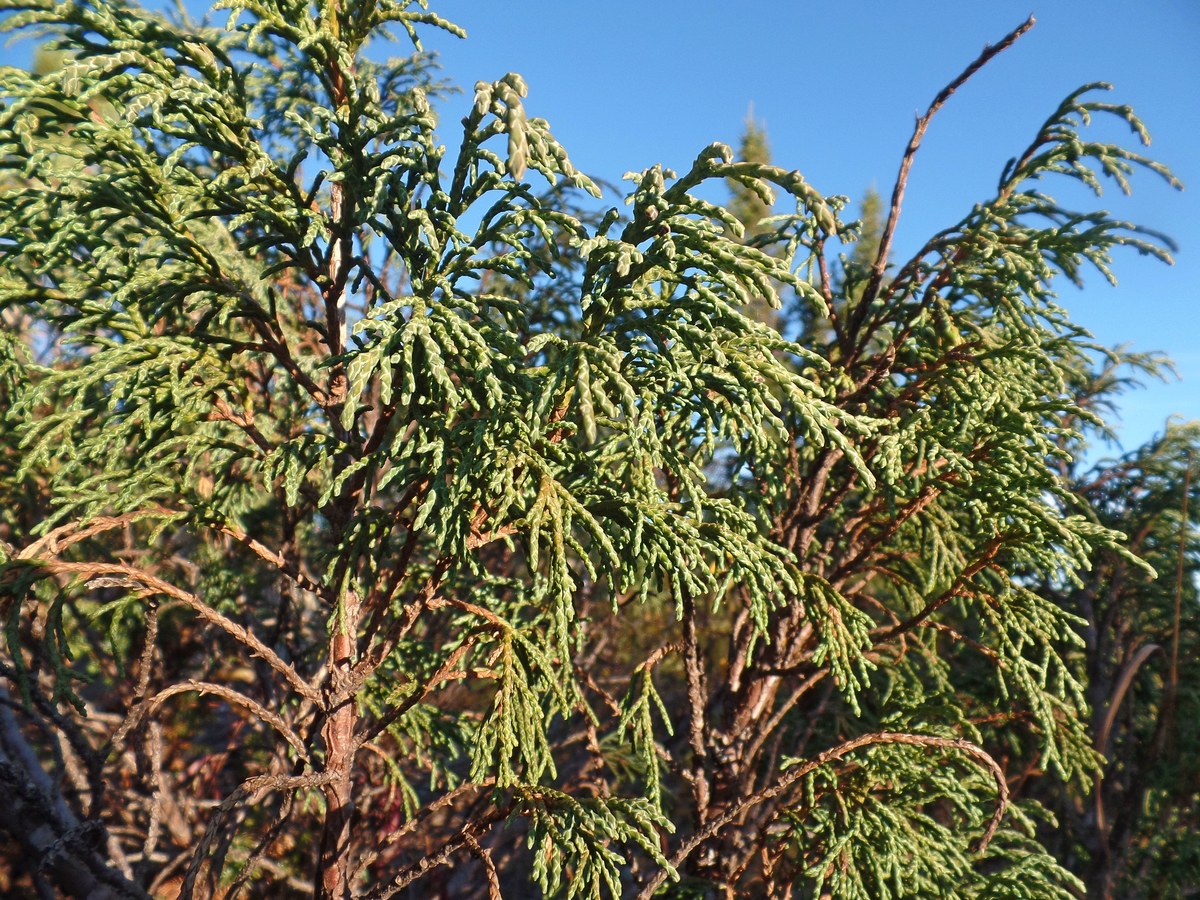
[855,17,1035,329]
[181,771,336,900]
[14,559,322,706]
[360,807,506,900]
[215,521,334,605]
[140,680,311,764]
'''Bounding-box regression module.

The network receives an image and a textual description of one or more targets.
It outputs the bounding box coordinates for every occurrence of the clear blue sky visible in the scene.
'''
[3,1,1196,452]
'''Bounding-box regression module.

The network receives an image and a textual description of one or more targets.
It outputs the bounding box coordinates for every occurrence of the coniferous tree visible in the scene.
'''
[1021,358,1200,898]
[726,111,773,238]
[0,4,1193,898]
[726,109,778,328]
[842,186,884,302]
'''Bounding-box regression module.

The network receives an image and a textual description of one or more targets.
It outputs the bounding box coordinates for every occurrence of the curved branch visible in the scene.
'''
[464,833,502,900]
[18,559,322,706]
[141,680,310,764]
[181,771,336,900]
[637,731,1009,899]
[1097,642,1161,758]
[18,508,177,561]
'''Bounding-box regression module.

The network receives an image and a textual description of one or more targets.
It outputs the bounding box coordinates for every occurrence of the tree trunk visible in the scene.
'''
[317,606,359,898]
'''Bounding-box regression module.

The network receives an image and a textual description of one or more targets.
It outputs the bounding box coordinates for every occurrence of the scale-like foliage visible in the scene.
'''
[0,3,1192,898]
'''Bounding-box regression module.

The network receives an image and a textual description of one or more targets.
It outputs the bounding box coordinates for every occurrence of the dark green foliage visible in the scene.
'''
[0,3,1194,898]
[1024,390,1200,898]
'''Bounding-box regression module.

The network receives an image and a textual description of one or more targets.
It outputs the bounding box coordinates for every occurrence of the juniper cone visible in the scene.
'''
[0,2,1195,898]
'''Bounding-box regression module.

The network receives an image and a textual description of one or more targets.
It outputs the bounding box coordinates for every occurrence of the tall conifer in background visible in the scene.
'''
[0,2,1195,897]
[725,110,778,328]
[842,186,884,302]
[726,111,773,237]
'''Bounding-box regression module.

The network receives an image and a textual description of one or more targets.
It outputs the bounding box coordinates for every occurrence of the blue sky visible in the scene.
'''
[416,1,1198,455]
[3,1,1196,452]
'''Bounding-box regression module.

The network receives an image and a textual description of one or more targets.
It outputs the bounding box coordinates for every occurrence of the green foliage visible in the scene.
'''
[793,751,1078,900]
[1024,409,1200,897]
[0,3,1194,898]
[520,788,674,900]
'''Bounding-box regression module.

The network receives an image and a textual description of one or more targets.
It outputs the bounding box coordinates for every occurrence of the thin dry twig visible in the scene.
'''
[216,522,334,605]
[857,16,1035,320]
[17,559,321,706]
[226,790,300,899]
[876,535,1006,642]
[360,807,506,900]
[19,509,177,562]
[140,680,310,764]
[181,771,335,900]
[108,601,160,764]
[464,833,503,900]
[356,636,477,746]
[348,777,498,886]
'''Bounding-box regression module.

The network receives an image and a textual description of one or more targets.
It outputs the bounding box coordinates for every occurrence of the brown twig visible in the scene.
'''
[853,17,1035,339]
[181,771,336,900]
[216,522,334,605]
[18,509,177,562]
[464,833,503,900]
[226,790,300,899]
[361,807,506,900]
[743,671,829,772]
[636,731,1009,899]
[353,556,452,685]
[140,680,310,764]
[356,636,477,746]
[876,535,1006,643]
[106,599,159,797]
[20,559,321,706]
